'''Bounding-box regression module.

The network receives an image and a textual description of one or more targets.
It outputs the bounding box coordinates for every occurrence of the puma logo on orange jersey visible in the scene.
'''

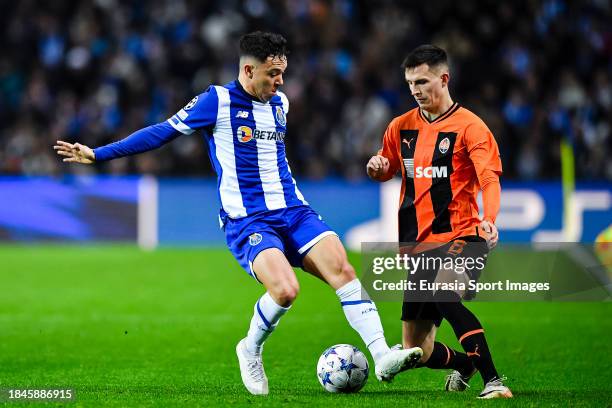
[402,138,415,149]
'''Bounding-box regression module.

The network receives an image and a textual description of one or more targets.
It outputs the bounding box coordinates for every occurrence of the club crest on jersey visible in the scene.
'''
[439,137,450,154]
[237,126,253,142]
[184,96,198,110]
[275,106,286,126]
[249,233,263,246]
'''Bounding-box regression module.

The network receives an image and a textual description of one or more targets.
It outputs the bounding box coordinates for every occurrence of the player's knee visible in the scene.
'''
[339,260,356,280]
[326,252,355,279]
[326,258,356,288]
[274,282,300,306]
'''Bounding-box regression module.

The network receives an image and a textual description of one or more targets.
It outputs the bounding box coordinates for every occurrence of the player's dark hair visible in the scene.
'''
[239,31,288,62]
[402,45,448,70]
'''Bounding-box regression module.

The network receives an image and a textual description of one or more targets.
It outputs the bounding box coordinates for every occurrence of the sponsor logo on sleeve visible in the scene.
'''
[184,96,198,110]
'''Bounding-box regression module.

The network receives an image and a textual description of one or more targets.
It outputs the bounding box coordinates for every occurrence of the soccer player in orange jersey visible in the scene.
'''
[367,45,512,399]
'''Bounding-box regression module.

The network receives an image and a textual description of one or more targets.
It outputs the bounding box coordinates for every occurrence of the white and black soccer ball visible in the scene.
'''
[316,344,369,393]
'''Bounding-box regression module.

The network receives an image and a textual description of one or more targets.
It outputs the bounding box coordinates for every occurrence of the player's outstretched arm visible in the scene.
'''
[53,120,185,165]
[54,141,95,164]
[53,90,216,166]
[53,90,217,165]
[366,155,391,181]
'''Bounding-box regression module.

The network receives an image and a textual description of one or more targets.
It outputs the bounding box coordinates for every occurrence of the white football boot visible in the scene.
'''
[236,338,268,395]
[375,345,423,382]
[478,376,513,399]
[445,367,477,391]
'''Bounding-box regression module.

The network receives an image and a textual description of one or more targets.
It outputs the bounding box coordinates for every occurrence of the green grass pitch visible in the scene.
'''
[0,245,611,407]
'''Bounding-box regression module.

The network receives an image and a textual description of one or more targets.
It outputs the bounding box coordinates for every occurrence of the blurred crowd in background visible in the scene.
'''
[0,0,610,180]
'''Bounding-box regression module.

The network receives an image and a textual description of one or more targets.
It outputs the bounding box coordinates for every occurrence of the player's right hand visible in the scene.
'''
[367,155,390,180]
[54,141,96,164]
[480,219,499,250]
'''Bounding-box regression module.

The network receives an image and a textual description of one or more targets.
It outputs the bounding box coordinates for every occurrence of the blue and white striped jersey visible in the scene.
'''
[94,80,308,223]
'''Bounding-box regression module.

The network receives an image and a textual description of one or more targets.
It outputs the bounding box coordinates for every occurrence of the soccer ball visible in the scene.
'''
[316,344,369,393]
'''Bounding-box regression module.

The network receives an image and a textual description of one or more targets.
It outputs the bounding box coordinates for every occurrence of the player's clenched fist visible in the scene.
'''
[480,219,499,250]
[367,155,390,179]
[53,141,96,164]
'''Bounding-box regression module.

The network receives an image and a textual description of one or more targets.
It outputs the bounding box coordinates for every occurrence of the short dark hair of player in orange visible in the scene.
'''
[401,45,448,71]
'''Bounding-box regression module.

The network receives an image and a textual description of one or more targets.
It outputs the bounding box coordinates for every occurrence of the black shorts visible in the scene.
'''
[401,235,488,326]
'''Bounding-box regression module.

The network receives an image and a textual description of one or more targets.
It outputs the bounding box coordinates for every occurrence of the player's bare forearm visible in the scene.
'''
[53,141,96,164]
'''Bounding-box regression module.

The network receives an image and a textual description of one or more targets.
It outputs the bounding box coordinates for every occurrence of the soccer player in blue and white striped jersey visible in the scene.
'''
[54,31,422,395]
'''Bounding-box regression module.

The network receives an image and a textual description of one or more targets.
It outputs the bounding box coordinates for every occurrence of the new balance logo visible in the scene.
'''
[236,111,249,118]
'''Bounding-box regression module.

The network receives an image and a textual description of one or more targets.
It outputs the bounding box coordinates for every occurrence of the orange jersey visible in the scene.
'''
[378,103,502,243]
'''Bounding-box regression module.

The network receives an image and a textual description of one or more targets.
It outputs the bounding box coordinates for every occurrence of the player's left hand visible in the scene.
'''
[54,140,95,164]
[480,219,499,250]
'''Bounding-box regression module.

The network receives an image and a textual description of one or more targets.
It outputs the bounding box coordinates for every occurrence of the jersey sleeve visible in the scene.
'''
[93,87,219,162]
[166,86,219,135]
[376,118,402,181]
[93,121,181,161]
[464,121,503,222]
[464,122,502,186]
[481,181,501,223]
[278,91,289,115]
